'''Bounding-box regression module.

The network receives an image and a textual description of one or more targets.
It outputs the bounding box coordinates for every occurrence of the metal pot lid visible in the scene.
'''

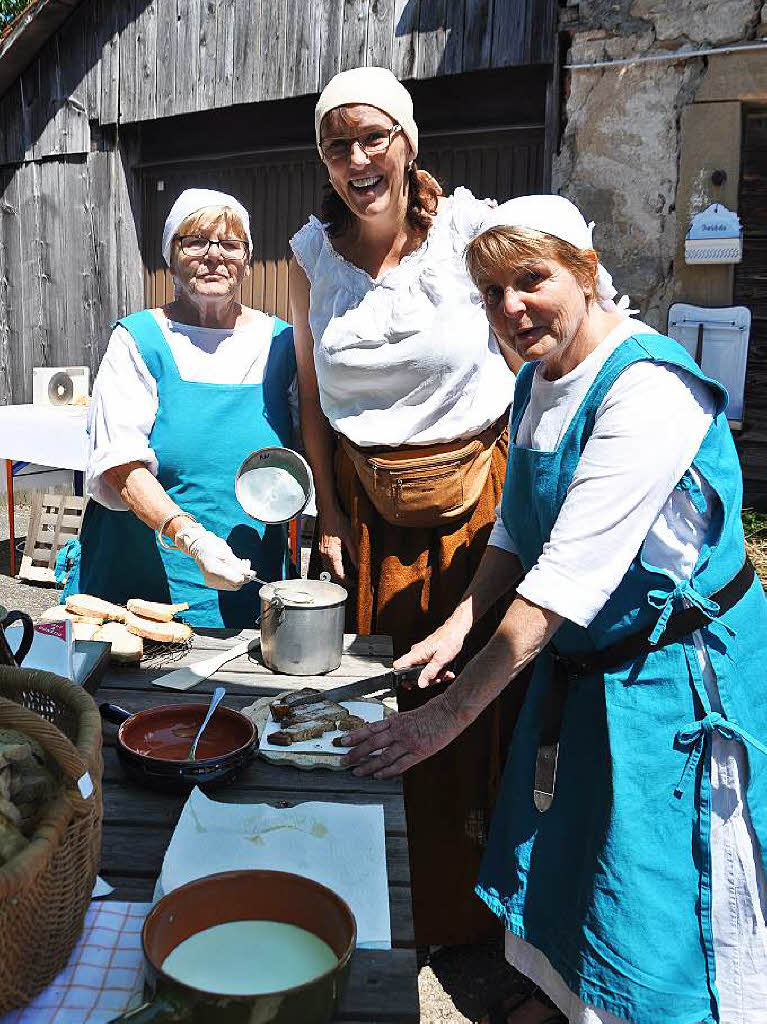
[259,578,347,608]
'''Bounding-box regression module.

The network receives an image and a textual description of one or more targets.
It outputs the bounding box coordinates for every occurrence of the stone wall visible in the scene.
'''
[554,0,766,327]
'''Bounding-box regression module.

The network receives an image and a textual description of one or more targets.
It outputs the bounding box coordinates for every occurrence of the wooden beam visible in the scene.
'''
[0,0,84,101]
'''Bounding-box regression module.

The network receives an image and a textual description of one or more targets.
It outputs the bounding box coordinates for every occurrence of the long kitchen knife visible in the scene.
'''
[283,666,424,708]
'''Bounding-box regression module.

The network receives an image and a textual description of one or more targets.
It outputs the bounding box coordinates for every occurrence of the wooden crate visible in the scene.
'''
[19,492,87,585]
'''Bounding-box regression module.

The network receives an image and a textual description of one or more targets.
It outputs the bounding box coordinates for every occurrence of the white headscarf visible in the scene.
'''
[315,66,418,159]
[481,194,635,316]
[161,188,252,266]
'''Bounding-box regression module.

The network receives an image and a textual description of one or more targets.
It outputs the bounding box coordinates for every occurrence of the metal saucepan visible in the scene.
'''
[107,869,356,1024]
[100,702,256,791]
[235,446,313,525]
[258,578,348,676]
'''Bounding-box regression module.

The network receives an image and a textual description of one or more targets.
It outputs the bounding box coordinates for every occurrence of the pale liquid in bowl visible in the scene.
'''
[161,920,339,995]
[238,466,306,522]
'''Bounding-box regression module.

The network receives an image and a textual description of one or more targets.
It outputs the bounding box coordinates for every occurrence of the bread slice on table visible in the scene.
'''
[71,621,101,642]
[267,706,365,746]
[92,622,144,664]
[269,689,321,722]
[125,612,192,644]
[126,599,190,623]
[40,605,105,625]
[65,594,127,622]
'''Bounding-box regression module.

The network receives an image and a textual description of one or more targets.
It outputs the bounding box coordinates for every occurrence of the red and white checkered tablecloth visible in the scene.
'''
[0,902,151,1024]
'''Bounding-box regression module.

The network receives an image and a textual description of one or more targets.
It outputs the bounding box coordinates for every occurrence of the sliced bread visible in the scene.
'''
[126,599,190,622]
[92,622,144,663]
[40,606,104,625]
[65,594,127,622]
[124,612,192,644]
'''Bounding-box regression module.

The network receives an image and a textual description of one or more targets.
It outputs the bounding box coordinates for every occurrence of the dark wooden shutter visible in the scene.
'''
[143,124,545,320]
[734,107,767,508]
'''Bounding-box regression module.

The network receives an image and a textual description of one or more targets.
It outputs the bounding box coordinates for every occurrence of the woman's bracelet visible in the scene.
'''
[156,510,196,550]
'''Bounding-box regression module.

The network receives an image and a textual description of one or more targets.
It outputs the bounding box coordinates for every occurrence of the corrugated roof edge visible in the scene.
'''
[0,0,84,101]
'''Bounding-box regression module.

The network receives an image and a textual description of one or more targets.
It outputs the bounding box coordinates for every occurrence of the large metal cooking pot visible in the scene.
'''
[107,869,356,1024]
[259,578,347,676]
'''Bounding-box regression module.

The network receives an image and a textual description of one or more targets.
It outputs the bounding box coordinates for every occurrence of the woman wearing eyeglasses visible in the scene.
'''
[289,67,519,946]
[65,188,297,627]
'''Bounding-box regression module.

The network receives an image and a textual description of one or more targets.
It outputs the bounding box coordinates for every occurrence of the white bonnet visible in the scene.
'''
[161,188,252,266]
[481,194,634,316]
[315,66,418,159]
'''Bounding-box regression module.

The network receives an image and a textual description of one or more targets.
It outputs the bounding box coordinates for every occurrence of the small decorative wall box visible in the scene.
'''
[685,204,743,265]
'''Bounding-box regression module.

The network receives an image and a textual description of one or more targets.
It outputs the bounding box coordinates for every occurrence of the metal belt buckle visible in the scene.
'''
[533,742,559,813]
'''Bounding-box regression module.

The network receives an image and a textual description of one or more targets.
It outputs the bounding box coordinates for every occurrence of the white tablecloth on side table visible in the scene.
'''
[0,405,88,469]
[0,405,88,576]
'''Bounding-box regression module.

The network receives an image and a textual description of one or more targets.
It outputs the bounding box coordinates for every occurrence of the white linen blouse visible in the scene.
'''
[86,310,298,511]
[289,187,515,448]
[489,318,767,1021]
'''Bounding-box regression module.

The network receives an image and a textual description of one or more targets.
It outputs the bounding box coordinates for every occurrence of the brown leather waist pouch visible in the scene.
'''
[339,416,507,528]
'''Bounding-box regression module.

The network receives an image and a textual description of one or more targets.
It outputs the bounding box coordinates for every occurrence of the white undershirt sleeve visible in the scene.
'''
[517,364,717,626]
[86,326,159,511]
[488,505,518,554]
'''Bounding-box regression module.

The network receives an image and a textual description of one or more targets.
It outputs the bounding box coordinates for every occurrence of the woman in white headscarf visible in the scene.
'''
[290,66,521,945]
[65,188,298,628]
[342,195,767,1024]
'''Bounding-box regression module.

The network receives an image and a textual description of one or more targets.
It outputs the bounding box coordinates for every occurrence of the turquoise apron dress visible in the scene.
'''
[475,333,767,1024]
[63,310,296,628]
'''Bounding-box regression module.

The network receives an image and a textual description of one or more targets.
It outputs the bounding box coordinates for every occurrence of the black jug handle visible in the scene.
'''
[1,609,35,666]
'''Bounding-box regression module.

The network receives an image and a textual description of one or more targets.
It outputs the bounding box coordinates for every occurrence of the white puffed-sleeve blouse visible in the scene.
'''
[290,187,515,448]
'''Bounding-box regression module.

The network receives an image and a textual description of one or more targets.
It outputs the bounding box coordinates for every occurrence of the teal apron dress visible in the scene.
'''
[64,311,296,628]
[476,333,767,1024]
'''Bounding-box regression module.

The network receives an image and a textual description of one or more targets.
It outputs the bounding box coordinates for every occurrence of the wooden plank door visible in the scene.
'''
[142,123,545,318]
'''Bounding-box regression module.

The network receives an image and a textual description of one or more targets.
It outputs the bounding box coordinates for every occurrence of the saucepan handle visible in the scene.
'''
[99,702,133,726]
[107,993,191,1023]
[1,609,34,666]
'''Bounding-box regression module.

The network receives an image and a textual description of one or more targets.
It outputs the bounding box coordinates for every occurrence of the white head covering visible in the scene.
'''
[161,188,252,266]
[481,194,634,316]
[315,66,418,159]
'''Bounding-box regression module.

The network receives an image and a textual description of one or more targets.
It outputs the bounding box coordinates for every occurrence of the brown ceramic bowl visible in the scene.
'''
[100,703,257,791]
[108,870,356,1024]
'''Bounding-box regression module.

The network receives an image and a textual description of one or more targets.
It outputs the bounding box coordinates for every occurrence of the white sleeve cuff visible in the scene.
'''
[517,564,608,628]
[487,504,518,554]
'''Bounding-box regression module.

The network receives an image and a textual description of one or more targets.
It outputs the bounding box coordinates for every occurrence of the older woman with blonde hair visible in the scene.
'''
[343,195,767,1024]
[289,66,520,946]
[66,188,297,627]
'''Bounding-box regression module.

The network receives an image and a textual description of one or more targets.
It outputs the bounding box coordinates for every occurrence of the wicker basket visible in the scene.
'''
[0,666,103,1013]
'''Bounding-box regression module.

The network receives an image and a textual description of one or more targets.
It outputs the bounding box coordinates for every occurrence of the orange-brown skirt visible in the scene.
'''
[311,432,531,946]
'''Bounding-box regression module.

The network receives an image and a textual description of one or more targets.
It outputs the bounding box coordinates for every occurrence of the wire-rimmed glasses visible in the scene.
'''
[178,236,248,258]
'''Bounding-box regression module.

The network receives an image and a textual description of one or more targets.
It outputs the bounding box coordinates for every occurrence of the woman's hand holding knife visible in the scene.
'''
[342,593,562,779]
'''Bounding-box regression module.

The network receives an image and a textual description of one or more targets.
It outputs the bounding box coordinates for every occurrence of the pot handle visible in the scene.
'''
[107,993,191,1023]
[261,593,284,628]
[100,702,133,726]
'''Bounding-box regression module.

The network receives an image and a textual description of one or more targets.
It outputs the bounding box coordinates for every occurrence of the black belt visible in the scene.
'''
[533,559,756,812]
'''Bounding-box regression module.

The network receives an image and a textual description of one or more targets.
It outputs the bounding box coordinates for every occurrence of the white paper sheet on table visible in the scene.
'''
[160,788,391,949]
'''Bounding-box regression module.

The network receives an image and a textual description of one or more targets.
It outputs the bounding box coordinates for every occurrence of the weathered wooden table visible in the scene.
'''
[95,631,419,1023]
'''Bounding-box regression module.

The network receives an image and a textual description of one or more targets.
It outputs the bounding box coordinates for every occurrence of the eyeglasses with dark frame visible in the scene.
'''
[320,124,403,163]
[178,236,249,258]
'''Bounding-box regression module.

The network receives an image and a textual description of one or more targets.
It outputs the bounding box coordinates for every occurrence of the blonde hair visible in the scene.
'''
[466,226,598,296]
[170,205,249,265]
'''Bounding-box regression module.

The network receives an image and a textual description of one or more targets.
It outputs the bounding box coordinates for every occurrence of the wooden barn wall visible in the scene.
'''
[0,0,556,150]
[0,138,143,404]
[0,0,554,403]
